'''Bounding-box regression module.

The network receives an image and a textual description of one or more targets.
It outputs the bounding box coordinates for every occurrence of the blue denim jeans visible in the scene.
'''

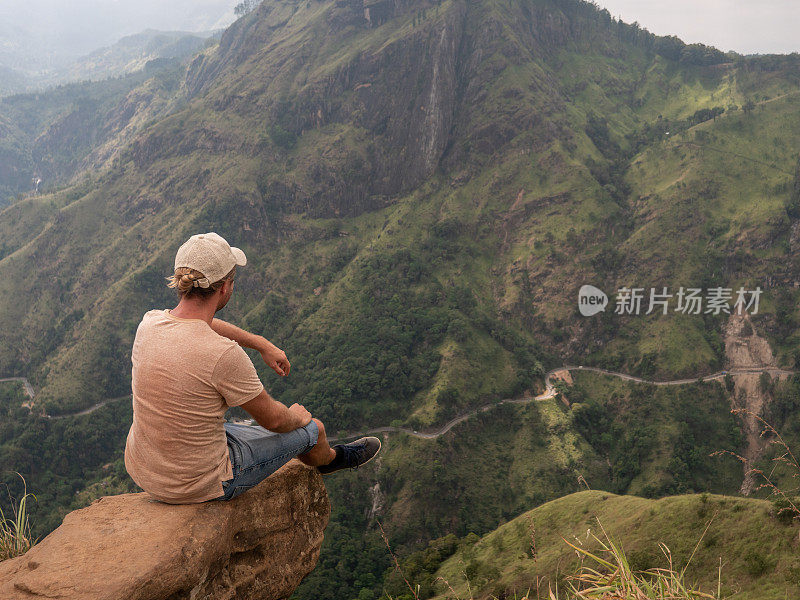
[214,420,320,500]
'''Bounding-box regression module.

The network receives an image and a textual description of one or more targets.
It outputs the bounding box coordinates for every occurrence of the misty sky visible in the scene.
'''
[0,0,236,44]
[597,0,800,55]
[0,0,236,71]
[0,0,798,73]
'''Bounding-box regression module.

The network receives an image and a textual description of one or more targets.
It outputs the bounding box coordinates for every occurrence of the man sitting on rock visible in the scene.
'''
[124,232,380,503]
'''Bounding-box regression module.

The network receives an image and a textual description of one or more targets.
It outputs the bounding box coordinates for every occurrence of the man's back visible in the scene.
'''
[124,309,264,503]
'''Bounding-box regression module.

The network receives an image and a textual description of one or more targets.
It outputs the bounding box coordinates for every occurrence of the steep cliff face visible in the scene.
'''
[175,0,467,217]
[0,114,30,205]
[0,461,330,600]
[176,0,604,218]
[170,0,638,220]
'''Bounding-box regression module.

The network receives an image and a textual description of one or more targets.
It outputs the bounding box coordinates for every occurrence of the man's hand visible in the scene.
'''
[288,403,312,428]
[259,341,291,377]
[210,318,291,376]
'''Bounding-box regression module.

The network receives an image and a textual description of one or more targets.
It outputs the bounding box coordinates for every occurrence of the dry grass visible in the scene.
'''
[0,474,36,562]
[550,517,720,600]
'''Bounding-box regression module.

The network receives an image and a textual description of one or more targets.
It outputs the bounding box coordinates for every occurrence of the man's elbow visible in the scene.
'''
[240,392,287,432]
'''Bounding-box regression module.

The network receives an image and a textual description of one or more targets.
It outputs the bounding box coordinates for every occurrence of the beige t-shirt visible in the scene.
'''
[124,309,264,503]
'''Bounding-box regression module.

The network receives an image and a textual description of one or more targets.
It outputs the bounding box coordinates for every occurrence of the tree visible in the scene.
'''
[234,0,258,17]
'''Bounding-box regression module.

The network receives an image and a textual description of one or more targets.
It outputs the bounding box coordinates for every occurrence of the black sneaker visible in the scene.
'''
[317,437,382,475]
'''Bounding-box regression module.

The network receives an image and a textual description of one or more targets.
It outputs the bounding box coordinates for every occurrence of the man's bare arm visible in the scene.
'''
[211,318,291,376]
[211,318,267,350]
[239,389,311,432]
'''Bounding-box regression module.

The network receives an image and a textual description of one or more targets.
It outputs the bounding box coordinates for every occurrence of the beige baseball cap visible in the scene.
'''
[174,232,247,287]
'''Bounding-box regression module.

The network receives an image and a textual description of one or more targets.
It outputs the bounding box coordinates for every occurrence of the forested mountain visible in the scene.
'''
[1,1,800,598]
[0,0,232,79]
[0,62,190,206]
[0,30,218,99]
[0,32,222,206]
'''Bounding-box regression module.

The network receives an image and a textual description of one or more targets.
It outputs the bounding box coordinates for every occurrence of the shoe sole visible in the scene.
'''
[320,436,382,476]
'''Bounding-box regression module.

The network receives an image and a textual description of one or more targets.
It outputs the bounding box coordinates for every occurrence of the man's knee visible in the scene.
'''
[312,418,325,438]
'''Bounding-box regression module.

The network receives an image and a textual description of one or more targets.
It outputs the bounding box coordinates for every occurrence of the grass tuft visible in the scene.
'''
[0,473,36,562]
[553,517,720,600]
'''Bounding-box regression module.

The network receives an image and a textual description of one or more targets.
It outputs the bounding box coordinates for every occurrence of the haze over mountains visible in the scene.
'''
[0,0,234,94]
[1,0,800,598]
[0,30,219,97]
[0,0,234,69]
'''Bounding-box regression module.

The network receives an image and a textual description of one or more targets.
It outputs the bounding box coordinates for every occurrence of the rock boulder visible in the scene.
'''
[0,459,330,600]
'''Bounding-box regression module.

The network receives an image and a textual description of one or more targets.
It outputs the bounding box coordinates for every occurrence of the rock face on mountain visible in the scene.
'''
[181,0,465,219]
[0,460,330,600]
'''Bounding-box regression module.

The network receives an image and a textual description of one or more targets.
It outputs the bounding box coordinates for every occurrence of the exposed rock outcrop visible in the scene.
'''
[723,306,790,495]
[181,0,466,219]
[0,460,330,600]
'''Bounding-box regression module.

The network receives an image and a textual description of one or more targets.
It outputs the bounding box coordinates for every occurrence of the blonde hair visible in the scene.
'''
[166,266,236,298]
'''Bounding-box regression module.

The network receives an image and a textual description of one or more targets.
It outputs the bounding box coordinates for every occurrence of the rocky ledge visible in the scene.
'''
[0,460,330,600]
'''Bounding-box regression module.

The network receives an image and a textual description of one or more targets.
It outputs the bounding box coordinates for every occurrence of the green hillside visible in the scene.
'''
[414,490,800,600]
[293,373,756,599]
[56,30,213,87]
[0,1,799,599]
[0,381,27,416]
[0,0,798,419]
[2,0,797,420]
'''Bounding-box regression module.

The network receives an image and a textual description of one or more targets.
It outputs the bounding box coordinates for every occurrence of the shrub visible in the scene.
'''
[743,549,773,578]
[771,496,799,525]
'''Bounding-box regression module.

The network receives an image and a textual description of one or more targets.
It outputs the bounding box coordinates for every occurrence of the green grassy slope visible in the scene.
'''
[425,490,800,600]
[0,367,748,600]
[567,372,745,497]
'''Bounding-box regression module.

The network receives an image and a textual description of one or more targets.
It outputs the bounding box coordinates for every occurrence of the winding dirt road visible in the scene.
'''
[47,395,132,420]
[330,364,795,442]
[3,364,794,441]
[0,377,129,419]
